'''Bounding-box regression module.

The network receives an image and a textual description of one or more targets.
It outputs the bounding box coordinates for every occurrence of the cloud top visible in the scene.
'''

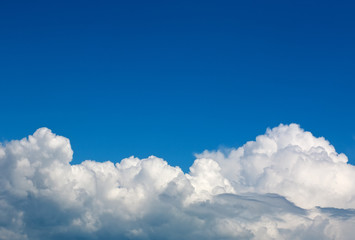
[1,124,355,239]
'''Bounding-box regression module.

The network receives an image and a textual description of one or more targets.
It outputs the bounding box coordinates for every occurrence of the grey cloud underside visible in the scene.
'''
[1,124,355,239]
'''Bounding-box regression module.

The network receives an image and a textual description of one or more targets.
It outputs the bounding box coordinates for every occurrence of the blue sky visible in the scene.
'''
[1,0,354,171]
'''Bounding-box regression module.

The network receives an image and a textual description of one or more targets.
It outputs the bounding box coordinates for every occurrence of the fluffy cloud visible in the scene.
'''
[196,124,355,209]
[1,124,355,239]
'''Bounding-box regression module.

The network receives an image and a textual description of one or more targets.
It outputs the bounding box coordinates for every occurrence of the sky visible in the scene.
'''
[1,1,355,239]
[0,0,354,171]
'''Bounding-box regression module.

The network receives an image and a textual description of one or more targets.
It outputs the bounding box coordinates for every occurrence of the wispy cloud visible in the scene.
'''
[1,124,354,239]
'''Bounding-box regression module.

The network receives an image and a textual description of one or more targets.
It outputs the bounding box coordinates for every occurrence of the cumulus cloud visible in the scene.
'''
[1,124,355,239]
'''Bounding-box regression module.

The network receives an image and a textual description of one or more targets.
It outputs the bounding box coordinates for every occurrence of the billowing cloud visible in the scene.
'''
[1,124,355,239]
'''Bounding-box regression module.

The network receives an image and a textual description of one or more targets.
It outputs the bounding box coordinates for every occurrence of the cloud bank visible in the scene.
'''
[1,124,355,239]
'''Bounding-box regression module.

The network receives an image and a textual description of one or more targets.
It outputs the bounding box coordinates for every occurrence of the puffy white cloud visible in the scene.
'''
[0,124,355,239]
[196,124,355,209]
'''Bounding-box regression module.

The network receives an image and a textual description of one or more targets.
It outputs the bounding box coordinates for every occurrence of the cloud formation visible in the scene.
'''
[1,124,355,239]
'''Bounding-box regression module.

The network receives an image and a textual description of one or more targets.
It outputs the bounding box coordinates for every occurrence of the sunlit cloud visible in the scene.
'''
[1,124,355,239]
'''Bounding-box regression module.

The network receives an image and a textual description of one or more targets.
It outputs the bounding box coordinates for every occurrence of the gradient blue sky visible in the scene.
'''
[1,0,354,171]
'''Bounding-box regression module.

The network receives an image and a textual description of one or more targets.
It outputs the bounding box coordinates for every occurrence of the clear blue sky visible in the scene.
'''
[1,0,354,171]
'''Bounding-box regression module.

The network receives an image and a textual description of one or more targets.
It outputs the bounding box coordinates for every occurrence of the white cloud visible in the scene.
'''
[196,124,354,209]
[0,124,355,239]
